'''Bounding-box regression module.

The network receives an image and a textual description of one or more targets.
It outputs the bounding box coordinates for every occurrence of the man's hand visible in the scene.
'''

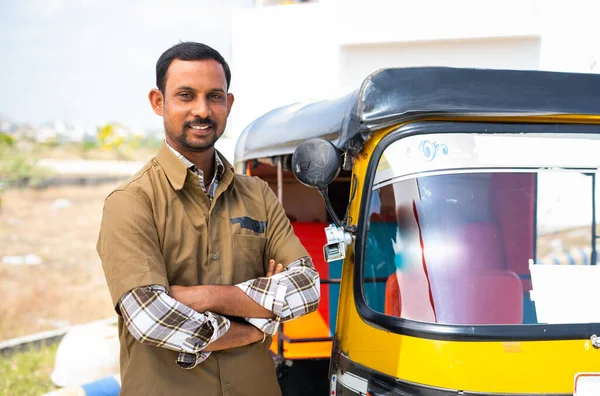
[202,321,265,352]
[266,259,284,277]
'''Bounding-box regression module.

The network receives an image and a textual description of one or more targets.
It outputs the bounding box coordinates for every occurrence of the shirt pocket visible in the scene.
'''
[232,234,267,284]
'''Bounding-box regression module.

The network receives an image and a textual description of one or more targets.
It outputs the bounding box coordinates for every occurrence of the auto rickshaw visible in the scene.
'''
[234,67,600,395]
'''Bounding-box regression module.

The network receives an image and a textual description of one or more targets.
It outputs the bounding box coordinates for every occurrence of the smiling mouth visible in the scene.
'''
[187,124,216,137]
[189,125,213,130]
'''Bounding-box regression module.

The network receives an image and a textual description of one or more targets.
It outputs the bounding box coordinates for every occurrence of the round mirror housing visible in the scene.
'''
[291,138,341,190]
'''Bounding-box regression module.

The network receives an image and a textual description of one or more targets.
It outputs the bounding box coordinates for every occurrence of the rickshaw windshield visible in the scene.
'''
[363,132,600,327]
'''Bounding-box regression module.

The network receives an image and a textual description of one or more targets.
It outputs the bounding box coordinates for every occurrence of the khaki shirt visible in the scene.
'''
[97,142,308,396]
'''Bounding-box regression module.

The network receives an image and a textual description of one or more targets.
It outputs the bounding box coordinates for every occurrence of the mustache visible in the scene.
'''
[184,118,216,128]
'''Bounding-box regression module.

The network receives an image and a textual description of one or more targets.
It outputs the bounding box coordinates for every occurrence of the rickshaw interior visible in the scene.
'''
[368,171,537,325]
[245,159,351,353]
[363,132,600,328]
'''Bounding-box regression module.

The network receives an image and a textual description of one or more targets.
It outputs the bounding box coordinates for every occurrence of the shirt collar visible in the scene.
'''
[158,140,225,190]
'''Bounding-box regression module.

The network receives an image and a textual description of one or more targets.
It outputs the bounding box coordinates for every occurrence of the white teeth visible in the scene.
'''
[191,125,211,130]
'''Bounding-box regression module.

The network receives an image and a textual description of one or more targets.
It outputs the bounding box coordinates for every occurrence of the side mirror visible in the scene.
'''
[292,138,352,262]
[291,138,341,190]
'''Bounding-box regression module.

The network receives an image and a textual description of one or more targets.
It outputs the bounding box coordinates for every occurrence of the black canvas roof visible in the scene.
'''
[234,67,600,167]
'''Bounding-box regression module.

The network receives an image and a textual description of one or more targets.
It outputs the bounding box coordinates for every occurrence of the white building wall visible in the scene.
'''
[537,0,600,73]
[330,0,540,45]
[339,37,541,92]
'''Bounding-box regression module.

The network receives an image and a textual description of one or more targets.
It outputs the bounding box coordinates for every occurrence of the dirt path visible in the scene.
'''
[0,183,120,340]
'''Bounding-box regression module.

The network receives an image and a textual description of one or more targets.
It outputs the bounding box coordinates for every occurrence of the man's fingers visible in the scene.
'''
[267,261,284,277]
[266,259,275,277]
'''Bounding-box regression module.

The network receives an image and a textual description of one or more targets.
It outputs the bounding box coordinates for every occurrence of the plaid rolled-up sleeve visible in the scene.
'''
[235,256,320,335]
[118,285,230,369]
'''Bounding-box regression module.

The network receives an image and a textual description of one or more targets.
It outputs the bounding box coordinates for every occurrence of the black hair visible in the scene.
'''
[155,42,231,93]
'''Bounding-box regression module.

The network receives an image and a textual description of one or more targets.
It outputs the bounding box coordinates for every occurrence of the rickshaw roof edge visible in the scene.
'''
[234,67,600,167]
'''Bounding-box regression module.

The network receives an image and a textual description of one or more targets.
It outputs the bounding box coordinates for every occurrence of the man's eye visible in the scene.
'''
[209,94,224,101]
[179,93,193,100]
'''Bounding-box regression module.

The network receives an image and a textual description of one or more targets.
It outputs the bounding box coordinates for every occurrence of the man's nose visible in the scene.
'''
[191,97,210,119]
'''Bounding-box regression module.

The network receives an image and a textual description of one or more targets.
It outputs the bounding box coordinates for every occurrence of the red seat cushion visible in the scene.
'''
[459,222,505,271]
[435,269,523,325]
[385,221,523,325]
[290,222,329,324]
[384,275,401,317]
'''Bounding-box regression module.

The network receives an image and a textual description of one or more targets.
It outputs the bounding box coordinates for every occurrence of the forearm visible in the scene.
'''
[203,321,263,351]
[119,285,231,369]
[171,256,320,322]
[172,284,275,318]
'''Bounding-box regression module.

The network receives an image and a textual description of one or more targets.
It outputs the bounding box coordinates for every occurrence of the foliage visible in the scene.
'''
[0,141,53,188]
[0,132,14,146]
[0,138,53,209]
[97,122,145,160]
[97,123,125,151]
[0,343,59,396]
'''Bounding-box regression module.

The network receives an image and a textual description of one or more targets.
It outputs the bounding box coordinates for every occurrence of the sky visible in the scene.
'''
[0,0,253,130]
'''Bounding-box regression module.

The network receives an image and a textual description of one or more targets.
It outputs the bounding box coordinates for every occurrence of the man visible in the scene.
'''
[97,42,320,396]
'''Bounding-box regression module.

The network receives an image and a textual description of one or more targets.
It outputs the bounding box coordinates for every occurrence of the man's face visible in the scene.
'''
[150,59,234,154]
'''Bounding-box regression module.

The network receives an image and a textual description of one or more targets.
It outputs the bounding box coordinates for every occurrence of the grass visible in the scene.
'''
[0,343,58,396]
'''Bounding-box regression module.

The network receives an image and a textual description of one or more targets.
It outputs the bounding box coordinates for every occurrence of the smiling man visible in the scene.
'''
[96,42,320,396]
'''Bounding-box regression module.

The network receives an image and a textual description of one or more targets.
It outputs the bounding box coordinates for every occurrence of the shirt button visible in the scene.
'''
[212,253,218,260]
[225,383,230,389]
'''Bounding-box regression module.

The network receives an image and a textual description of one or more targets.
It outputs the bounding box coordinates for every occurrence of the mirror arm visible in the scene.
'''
[319,187,356,235]
[319,188,342,228]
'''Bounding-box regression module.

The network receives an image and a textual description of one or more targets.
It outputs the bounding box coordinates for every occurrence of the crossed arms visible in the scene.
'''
[118,257,320,368]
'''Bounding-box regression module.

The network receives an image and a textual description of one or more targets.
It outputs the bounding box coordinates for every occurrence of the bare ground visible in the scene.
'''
[537,226,592,259]
[0,183,120,341]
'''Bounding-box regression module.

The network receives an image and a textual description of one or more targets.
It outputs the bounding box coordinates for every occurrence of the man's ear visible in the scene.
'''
[149,88,164,116]
[226,92,235,116]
